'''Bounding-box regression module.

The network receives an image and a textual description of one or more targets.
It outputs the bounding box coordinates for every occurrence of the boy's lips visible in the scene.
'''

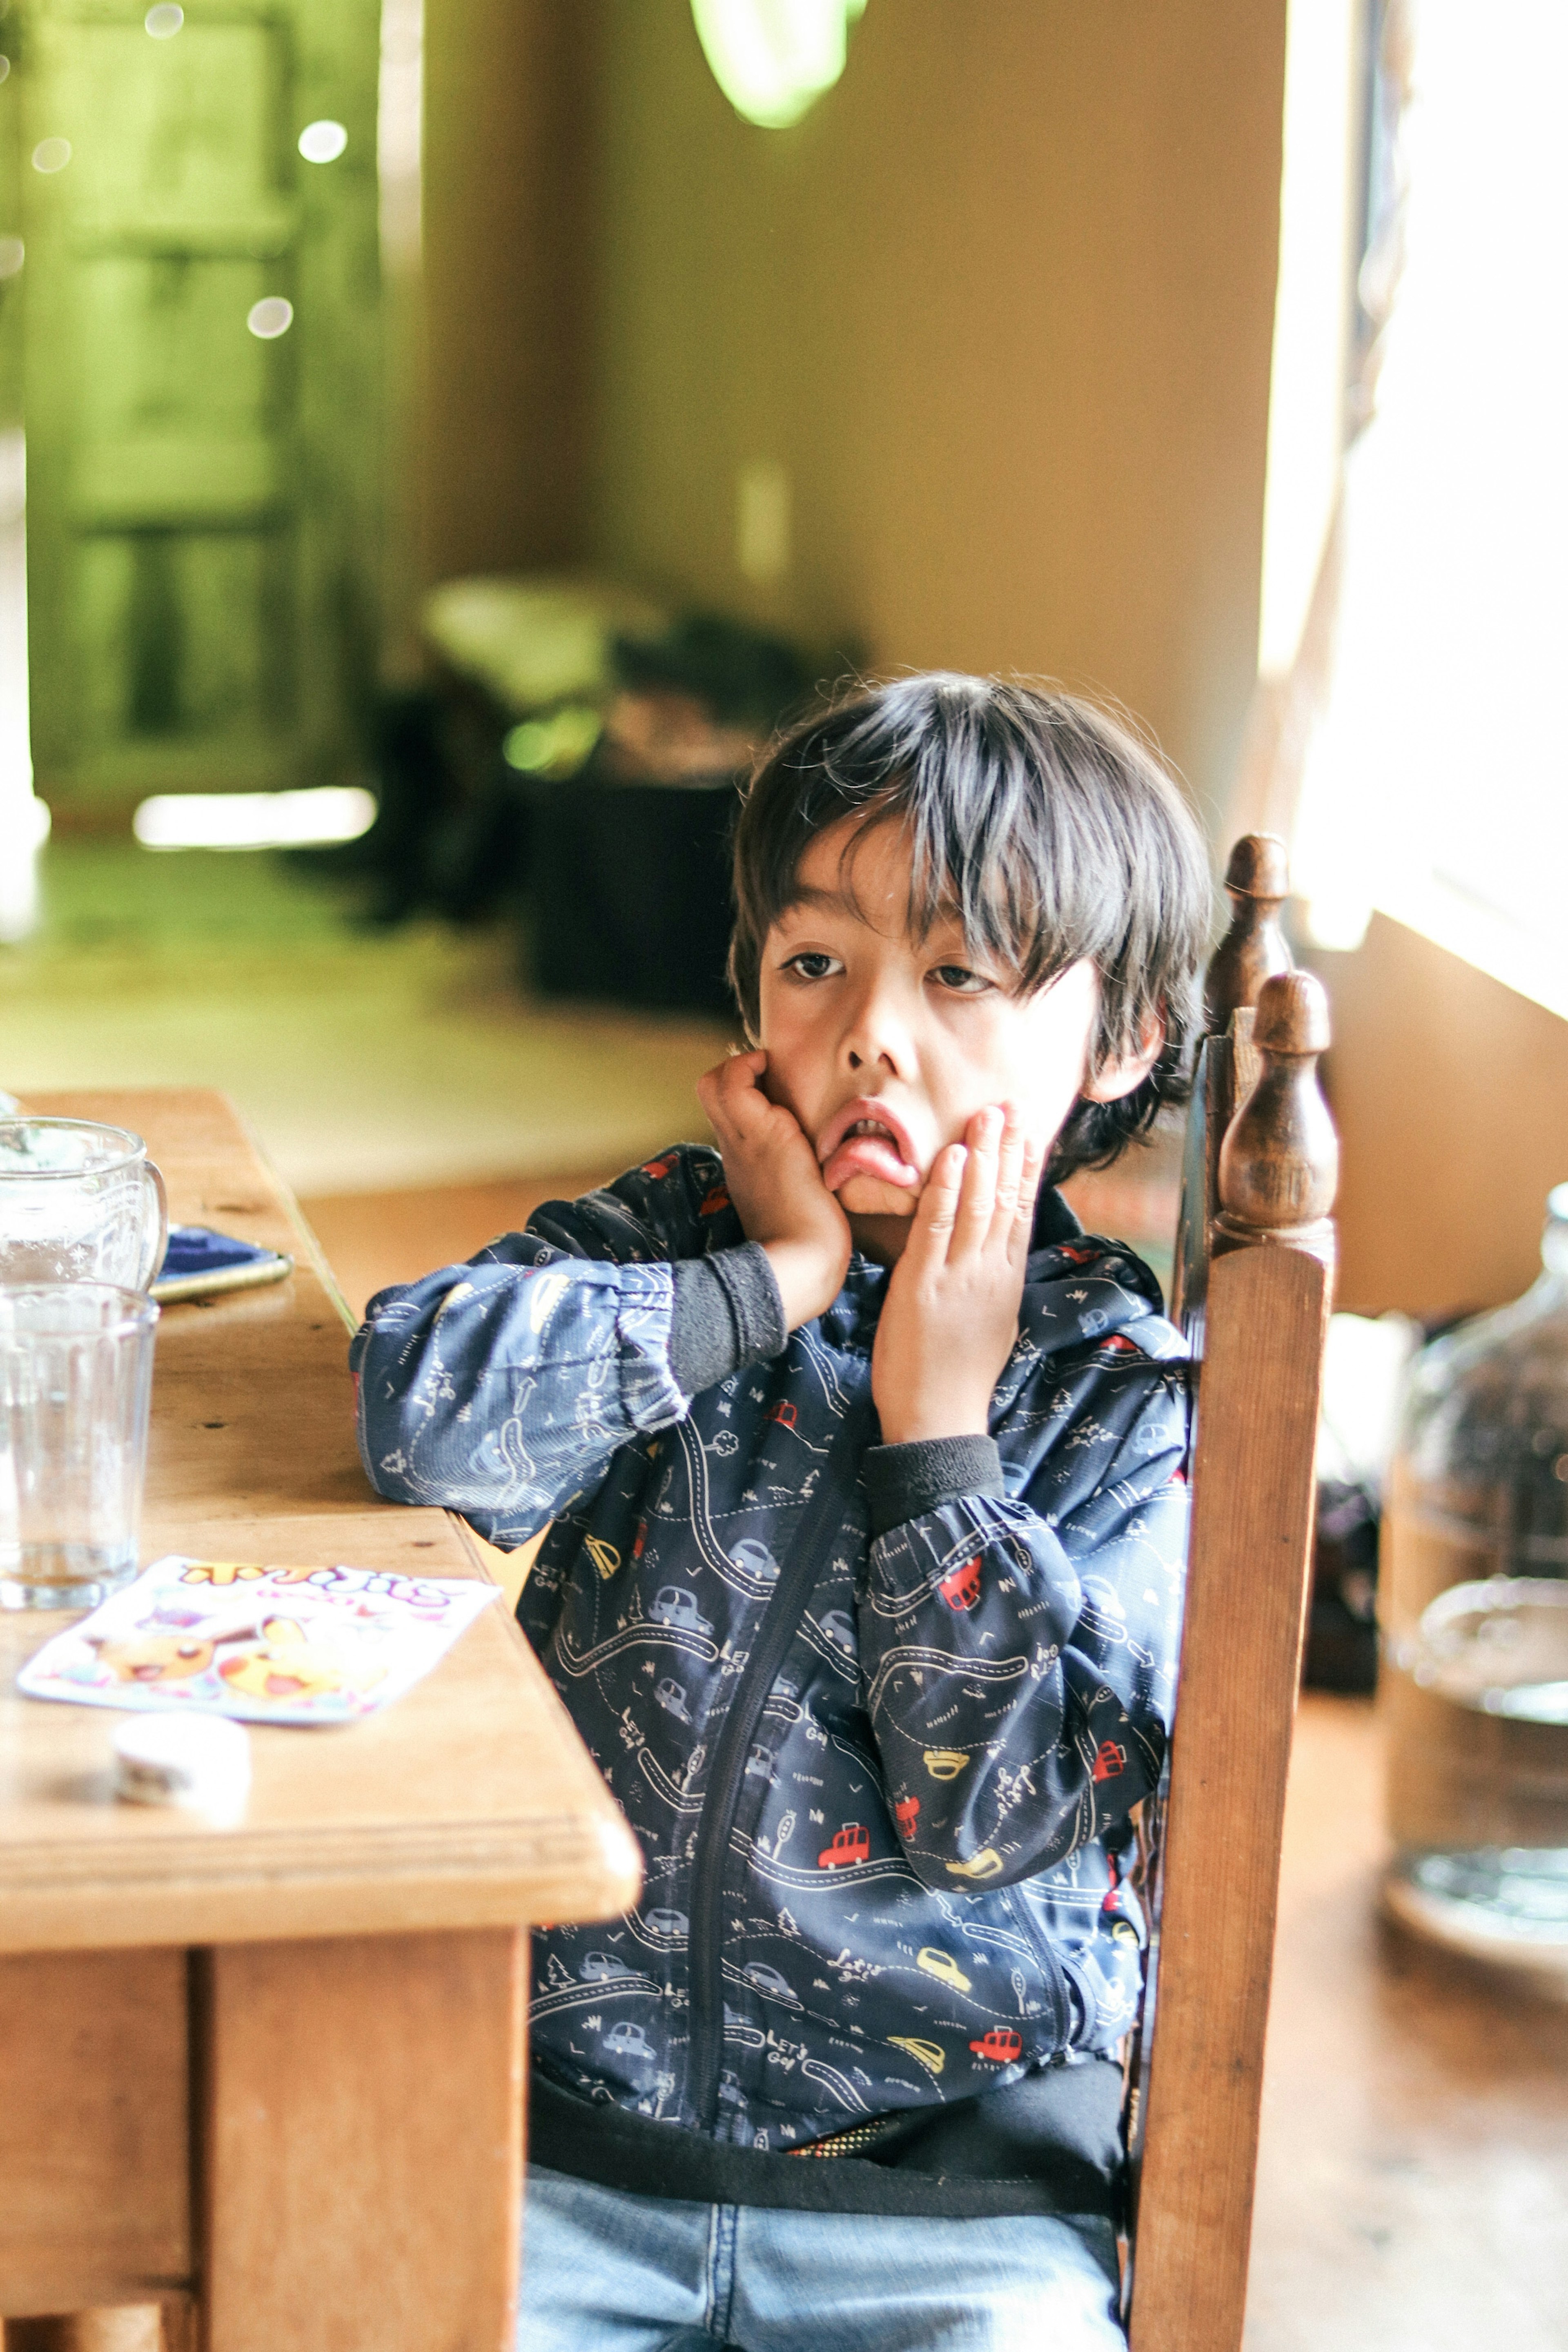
[817,1100,922,1194]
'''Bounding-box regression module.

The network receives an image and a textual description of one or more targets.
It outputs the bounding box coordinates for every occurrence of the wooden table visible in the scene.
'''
[0,1091,641,2351]
[1247,1696,1568,2350]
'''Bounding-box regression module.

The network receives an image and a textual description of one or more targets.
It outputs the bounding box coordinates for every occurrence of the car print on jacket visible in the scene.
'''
[970,2027,1024,2065]
[650,1586,714,1637]
[352,1143,1189,2152]
[938,1555,982,1612]
[742,1960,802,2010]
[579,1951,633,1983]
[918,1948,972,1995]
[818,1822,870,1870]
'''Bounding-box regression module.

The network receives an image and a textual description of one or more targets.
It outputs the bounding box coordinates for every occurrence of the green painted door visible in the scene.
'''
[18,0,382,808]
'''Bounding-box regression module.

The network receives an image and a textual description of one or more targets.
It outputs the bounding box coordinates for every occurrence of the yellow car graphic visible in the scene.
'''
[917,1947,972,1994]
[888,2036,945,2078]
[946,1848,1004,1882]
[922,1749,970,1781]
[584,1535,620,1581]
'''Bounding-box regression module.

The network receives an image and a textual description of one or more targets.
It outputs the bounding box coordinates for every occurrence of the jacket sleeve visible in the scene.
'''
[856,1360,1189,1889]
[348,1152,784,1547]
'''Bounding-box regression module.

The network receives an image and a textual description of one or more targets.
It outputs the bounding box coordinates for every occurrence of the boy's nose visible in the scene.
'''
[842,982,914,1076]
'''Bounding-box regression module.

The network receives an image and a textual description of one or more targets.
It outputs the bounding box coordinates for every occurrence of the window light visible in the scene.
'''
[132,788,376,852]
[690,0,865,130]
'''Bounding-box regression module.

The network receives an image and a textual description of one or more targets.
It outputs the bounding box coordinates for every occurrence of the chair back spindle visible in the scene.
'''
[1203,832,1292,1034]
[1213,970,1337,1270]
[1125,853,1337,2352]
[1171,833,1295,1330]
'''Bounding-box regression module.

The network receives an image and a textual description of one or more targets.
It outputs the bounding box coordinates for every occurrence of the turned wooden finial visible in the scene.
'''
[1213,969,1337,1270]
[1203,833,1292,1033]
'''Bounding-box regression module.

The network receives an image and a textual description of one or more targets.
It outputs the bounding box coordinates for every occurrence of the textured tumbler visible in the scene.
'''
[0,1284,159,1610]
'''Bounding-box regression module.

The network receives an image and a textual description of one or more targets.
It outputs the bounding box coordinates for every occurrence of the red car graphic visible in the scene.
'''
[769,1399,798,1432]
[818,1822,870,1870]
[895,1795,920,1839]
[1092,1739,1127,1783]
[641,1154,678,1180]
[969,2028,1023,2064]
[699,1183,732,1216]
[938,1555,982,1612]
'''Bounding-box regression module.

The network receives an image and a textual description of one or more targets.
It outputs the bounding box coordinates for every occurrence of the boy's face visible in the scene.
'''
[755,817,1160,1262]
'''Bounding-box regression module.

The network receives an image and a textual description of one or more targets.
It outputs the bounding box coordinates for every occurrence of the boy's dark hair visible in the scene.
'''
[728,674,1214,1181]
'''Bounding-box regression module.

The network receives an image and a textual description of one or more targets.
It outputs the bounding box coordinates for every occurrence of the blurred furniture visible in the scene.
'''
[410,575,811,1013]
[524,761,739,1014]
[421,574,668,716]
[0,1089,639,2352]
[1125,838,1338,2349]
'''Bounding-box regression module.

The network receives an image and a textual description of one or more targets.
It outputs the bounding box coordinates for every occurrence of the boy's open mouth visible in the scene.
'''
[817,1100,922,1195]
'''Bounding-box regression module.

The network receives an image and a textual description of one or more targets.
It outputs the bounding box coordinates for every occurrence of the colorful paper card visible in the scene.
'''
[18,1555,501,1726]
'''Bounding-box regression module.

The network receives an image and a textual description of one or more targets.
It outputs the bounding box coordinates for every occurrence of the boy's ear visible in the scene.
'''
[1081,1009,1165,1104]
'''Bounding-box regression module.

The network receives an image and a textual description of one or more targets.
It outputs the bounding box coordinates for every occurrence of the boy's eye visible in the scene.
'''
[929,963,993,995]
[783,952,842,981]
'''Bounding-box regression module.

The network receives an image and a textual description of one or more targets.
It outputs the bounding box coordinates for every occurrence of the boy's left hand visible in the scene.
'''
[872,1106,1045,1444]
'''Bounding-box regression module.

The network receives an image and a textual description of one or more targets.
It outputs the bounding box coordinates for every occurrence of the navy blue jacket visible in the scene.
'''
[352,1146,1188,2172]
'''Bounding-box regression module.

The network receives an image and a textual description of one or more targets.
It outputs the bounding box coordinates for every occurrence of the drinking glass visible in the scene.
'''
[0,1284,159,1610]
[0,1118,168,1290]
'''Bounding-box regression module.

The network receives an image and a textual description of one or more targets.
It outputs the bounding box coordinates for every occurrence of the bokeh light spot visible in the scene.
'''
[247,297,294,340]
[133,788,376,852]
[503,707,603,779]
[0,240,24,281]
[31,139,72,175]
[298,119,349,164]
[145,4,184,36]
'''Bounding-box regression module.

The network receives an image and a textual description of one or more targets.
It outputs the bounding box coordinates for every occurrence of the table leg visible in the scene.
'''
[197,1929,524,2352]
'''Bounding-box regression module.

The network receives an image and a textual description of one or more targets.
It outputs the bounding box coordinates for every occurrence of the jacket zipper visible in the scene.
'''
[686,1394,870,2132]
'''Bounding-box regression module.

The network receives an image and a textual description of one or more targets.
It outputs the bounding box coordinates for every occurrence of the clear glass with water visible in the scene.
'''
[1382,1186,1568,1974]
[0,1118,168,1289]
[0,1285,160,1610]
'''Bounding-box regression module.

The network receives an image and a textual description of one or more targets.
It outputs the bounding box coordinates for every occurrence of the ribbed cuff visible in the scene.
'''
[863,1435,1006,1537]
[668,1244,787,1400]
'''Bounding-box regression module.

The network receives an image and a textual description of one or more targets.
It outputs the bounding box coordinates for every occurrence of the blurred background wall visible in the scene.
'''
[1314,922,1568,1317]
[421,0,591,587]
[421,0,1287,821]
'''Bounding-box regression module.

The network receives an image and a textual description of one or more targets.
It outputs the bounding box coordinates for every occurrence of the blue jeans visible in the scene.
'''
[520,2166,1126,2351]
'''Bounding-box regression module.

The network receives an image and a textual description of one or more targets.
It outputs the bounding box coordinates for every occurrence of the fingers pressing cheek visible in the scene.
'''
[701,1049,760,1104]
[927,1143,969,1197]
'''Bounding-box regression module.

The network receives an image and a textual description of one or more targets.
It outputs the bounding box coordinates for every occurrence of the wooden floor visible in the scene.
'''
[300,1176,1568,2344]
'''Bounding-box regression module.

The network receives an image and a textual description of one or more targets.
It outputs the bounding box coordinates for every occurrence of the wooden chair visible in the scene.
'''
[1124,833,1338,2349]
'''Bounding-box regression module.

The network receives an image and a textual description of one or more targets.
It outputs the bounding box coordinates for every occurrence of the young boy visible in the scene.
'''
[352,675,1212,2351]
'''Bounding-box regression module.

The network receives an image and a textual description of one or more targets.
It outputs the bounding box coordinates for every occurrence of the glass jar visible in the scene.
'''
[1381,1184,1568,1975]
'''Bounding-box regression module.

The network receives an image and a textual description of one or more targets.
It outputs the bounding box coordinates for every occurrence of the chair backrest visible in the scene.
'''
[1124,835,1339,2352]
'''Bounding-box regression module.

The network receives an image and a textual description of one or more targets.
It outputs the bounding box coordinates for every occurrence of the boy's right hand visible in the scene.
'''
[698,1051,851,1330]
